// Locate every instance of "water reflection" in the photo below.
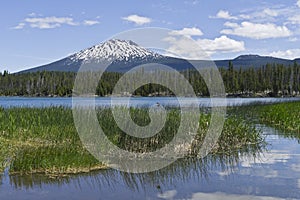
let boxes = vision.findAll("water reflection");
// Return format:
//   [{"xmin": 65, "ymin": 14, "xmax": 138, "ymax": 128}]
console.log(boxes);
[
  {"xmin": 187, "ymin": 192, "xmax": 287, "ymax": 200},
  {"xmin": 8, "ymin": 152, "xmax": 257, "ymax": 191},
  {"xmin": 1, "ymin": 125, "xmax": 300, "ymax": 199}
]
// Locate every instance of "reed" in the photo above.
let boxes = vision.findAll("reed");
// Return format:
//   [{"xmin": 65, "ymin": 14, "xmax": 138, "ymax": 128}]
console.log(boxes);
[
  {"xmin": 257, "ymin": 101, "xmax": 300, "ymax": 134},
  {"xmin": 229, "ymin": 101, "xmax": 300, "ymax": 134},
  {"xmin": 0, "ymin": 106, "xmax": 264, "ymax": 176}
]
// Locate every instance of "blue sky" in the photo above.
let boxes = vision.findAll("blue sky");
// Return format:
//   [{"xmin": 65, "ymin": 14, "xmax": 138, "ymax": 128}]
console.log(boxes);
[{"xmin": 1, "ymin": 0, "xmax": 300, "ymax": 72}]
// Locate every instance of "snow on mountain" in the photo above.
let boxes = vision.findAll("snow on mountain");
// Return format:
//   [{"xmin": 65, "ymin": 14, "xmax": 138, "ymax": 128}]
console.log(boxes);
[
  {"xmin": 19, "ymin": 39, "xmax": 300, "ymax": 74},
  {"xmin": 68, "ymin": 39, "xmax": 162, "ymax": 64}
]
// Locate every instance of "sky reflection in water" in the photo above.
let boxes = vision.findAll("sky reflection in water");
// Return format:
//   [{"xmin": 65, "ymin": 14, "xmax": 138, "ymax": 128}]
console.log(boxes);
[{"xmin": 0, "ymin": 125, "xmax": 299, "ymax": 199}]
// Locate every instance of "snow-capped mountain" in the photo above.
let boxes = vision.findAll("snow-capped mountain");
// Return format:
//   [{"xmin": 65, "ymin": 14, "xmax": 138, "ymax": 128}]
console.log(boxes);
[
  {"xmin": 69, "ymin": 39, "xmax": 162, "ymax": 64},
  {"xmin": 20, "ymin": 39, "xmax": 166, "ymax": 73},
  {"xmin": 18, "ymin": 39, "xmax": 300, "ymax": 74}
]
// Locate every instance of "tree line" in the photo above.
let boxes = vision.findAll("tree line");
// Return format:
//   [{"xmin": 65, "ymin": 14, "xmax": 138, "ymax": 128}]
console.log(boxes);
[{"xmin": 0, "ymin": 62, "xmax": 299, "ymax": 97}]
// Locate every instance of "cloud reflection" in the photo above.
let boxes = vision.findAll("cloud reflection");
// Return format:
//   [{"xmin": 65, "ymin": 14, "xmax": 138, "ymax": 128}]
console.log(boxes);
[{"xmin": 190, "ymin": 192, "xmax": 285, "ymax": 200}]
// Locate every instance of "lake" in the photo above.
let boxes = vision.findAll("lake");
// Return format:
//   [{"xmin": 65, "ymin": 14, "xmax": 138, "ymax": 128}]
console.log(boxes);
[
  {"xmin": 1, "ymin": 96, "xmax": 300, "ymax": 108},
  {"xmin": 0, "ymin": 97, "xmax": 300, "ymax": 199},
  {"xmin": 0, "ymin": 125, "xmax": 299, "ymax": 199}
]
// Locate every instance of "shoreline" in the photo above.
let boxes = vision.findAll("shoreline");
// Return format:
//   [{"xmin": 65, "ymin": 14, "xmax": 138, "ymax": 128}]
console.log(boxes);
[
  {"xmin": 9, "ymin": 164, "xmax": 108, "ymax": 178},
  {"xmin": 0, "ymin": 94, "xmax": 300, "ymax": 98}
]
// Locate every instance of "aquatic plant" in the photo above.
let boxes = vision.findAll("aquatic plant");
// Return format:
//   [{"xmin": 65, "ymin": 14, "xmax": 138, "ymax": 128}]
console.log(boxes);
[
  {"xmin": 229, "ymin": 101, "xmax": 300, "ymax": 135},
  {"xmin": 0, "ymin": 106, "xmax": 264, "ymax": 176}
]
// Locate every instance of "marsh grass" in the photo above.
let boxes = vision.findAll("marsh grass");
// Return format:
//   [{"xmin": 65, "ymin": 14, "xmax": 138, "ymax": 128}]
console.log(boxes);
[
  {"xmin": 0, "ymin": 106, "xmax": 264, "ymax": 176},
  {"xmin": 0, "ymin": 107, "xmax": 99, "ymax": 176},
  {"xmin": 10, "ymin": 146, "xmax": 103, "ymax": 176},
  {"xmin": 258, "ymin": 101, "xmax": 300, "ymax": 134},
  {"xmin": 229, "ymin": 101, "xmax": 300, "ymax": 136}
]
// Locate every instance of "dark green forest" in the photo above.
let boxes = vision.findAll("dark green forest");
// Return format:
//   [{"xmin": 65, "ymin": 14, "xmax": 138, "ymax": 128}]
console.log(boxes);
[{"xmin": 0, "ymin": 62, "xmax": 299, "ymax": 97}]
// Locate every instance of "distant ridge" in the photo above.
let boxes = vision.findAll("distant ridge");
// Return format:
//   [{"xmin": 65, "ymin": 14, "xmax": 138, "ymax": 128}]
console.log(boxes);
[
  {"xmin": 215, "ymin": 54, "xmax": 299, "ymax": 68},
  {"xmin": 18, "ymin": 40, "xmax": 300, "ymax": 73}
]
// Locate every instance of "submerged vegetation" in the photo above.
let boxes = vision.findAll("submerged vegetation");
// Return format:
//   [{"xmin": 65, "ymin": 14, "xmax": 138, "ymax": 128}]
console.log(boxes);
[{"xmin": 0, "ymin": 106, "xmax": 264, "ymax": 176}]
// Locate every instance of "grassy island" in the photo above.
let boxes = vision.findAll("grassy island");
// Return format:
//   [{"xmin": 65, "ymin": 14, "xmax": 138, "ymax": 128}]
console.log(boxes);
[{"xmin": 0, "ymin": 106, "xmax": 264, "ymax": 177}]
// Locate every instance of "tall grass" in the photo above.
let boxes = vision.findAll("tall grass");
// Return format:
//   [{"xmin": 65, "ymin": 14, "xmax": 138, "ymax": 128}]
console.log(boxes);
[
  {"xmin": 257, "ymin": 101, "xmax": 300, "ymax": 134},
  {"xmin": 0, "ymin": 106, "xmax": 264, "ymax": 176},
  {"xmin": 0, "ymin": 107, "xmax": 99, "ymax": 176},
  {"xmin": 229, "ymin": 101, "xmax": 300, "ymax": 135},
  {"xmin": 9, "ymin": 146, "xmax": 101, "ymax": 175}
]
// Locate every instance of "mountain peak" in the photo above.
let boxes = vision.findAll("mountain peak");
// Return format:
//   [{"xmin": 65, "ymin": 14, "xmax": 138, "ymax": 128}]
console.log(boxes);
[
  {"xmin": 68, "ymin": 39, "xmax": 162, "ymax": 64},
  {"xmin": 19, "ymin": 40, "xmax": 300, "ymax": 74}
]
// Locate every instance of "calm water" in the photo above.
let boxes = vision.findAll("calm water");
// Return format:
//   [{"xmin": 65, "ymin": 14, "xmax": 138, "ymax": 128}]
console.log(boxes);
[
  {"xmin": 0, "ymin": 97, "xmax": 300, "ymax": 199},
  {"xmin": 0, "ymin": 96, "xmax": 300, "ymax": 108},
  {"xmin": 0, "ymin": 125, "xmax": 299, "ymax": 199}
]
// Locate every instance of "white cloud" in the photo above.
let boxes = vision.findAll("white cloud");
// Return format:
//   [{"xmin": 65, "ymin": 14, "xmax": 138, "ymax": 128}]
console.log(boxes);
[
  {"xmin": 197, "ymin": 35, "xmax": 245, "ymax": 54},
  {"xmin": 83, "ymin": 20, "xmax": 100, "ymax": 26},
  {"xmin": 164, "ymin": 36, "xmax": 209, "ymax": 59},
  {"xmin": 297, "ymin": 0, "xmax": 300, "ymax": 7},
  {"xmin": 13, "ymin": 16, "xmax": 102, "ymax": 29},
  {"xmin": 122, "ymin": 14, "xmax": 151, "ymax": 25},
  {"xmin": 164, "ymin": 34, "xmax": 245, "ymax": 59},
  {"xmin": 12, "ymin": 23, "xmax": 25, "ymax": 29},
  {"xmin": 269, "ymin": 49, "xmax": 300, "ymax": 59},
  {"xmin": 28, "ymin": 12, "xmax": 36, "ymax": 17},
  {"xmin": 223, "ymin": 22, "xmax": 239, "ymax": 28},
  {"xmin": 170, "ymin": 27, "xmax": 203, "ymax": 36},
  {"xmin": 24, "ymin": 16, "xmax": 78, "ymax": 29},
  {"xmin": 212, "ymin": 8, "xmax": 279, "ymax": 22},
  {"xmin": 215, "ymin": 6, "xmax": 298, "ymax": 25},
  {"xmin": 288, "ymin": 14, "xmax": 300, "ymax": 24},
  {"xmin": 214, "ymin": 10, "xmax": 238, "ymax": 20},
  {"xmin": 263, "ymin": 8, "xmax": 278, "ymax": 17},
  {"xmin": 240, "ymin": 7, "xmax": 287, "ymax": 22},
  {"xmin": 221, "ymin": 21, "xmax": 292, "ymax": 39},
  {"xmin": 239, "ymin": 14, "xmax": 251, "ymax": 19}
]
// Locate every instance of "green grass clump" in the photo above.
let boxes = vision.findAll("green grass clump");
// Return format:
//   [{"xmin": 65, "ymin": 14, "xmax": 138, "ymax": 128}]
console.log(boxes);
[
  {"xmin": 228, "ymin": 101, "xmax": 300, "ymax": 140},
  {"xmin": 191, "ymin": 115, "xmax": 264, "ymax": 156},
  {"xmin": 258, "ymin": 101, "xmax": 300, "ymax": 134},
  {"xmin": 97, "ymin": 107, "xmax": 263, "ymax": 155},
  {"xmin": 10, "ymin": 146, "xmax": 101, "ymax": 175},
  {"xmin": 0, "ymin": 107, "xmax": 105, "ymax": 176},
  {"xmin": 216, "ymin": 117, "xmax": 264, "ymax": 154},
  {"xmin": 0, "ymin": 106, "xmax": 264, "ymax": 176}
]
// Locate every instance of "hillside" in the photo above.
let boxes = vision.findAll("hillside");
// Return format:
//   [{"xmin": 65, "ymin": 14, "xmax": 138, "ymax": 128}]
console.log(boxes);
[{"xmin": 18, "ymin": 39, "xmax": 300, "ymax": 73}]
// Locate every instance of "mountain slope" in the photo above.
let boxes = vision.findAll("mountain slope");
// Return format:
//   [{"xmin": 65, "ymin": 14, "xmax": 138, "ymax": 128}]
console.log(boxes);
[
  {"xmin": 20, "ymin": 39, "xmax": 164, "ymax": 73},
  {"xmin": 69, "ymin": 39, "xmax": 161, "ymax": 63},
  {"xmin": 19, "ymin": 40, "xmax": 300, "ymax": 73}
]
